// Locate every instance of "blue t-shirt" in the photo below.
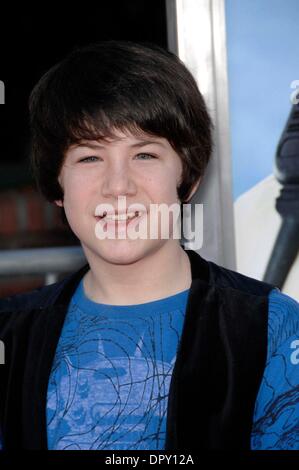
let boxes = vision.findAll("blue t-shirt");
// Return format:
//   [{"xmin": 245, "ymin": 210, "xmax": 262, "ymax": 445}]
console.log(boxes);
[
  {"xmin": 44, "ymin": 283, "xmax": 299, "ymax": 450},
  {"xmin": 46, "ymin": 282, "xmax": 189, "ymax": 450},
  {"xmin": 251, "ymin": 289, "xmax": 299, "ymax": 450}
]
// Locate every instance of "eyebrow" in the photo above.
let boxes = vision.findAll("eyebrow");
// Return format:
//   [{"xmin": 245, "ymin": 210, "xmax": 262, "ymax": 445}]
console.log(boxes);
[{"xmin": 72, "ymin": 139, "xmax": 166, "ymax": 150}]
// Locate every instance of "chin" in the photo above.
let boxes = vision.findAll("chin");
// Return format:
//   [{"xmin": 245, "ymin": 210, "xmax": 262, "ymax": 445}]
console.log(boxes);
[{"xmin": 93, "ymin": 238, "xmax": 158, "ymax": 265}]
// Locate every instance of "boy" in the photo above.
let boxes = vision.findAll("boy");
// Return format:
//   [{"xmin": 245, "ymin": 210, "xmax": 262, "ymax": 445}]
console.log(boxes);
[{"xmin": 0, "ymin": 40, "xmax": 298, "ymax": 451}]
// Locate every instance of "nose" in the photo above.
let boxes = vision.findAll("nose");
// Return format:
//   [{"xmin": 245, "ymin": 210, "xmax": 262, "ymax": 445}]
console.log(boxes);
[{"xmin": 101, "ymin": 161, "xmax": 137, "ymax": 199}]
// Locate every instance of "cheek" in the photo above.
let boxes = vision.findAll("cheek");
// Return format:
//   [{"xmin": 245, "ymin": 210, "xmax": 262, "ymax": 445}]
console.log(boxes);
[
  {"xmin": 147, "ymin": 168, "xmax": 181, "ymax": 201},
  {"xmin": 62, "ymin": 179, "xmax": 92, "ymax": 227},
  {"xmin": 63, "ymin": 172, "xmax": 91, "ymax": 202},
  {"xmin": 152, "ymin": 178, "xmax": 180, "ymax": 203}
]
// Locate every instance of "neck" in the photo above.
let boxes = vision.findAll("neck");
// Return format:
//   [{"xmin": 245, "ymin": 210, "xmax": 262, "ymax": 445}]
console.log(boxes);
[{"xmin": 83, "ymin": 242, "xmax": 191, "ymax": 305}]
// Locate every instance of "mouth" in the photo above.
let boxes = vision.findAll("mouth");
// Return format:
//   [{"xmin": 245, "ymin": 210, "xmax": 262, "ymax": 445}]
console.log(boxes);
[
  {"xmin": 94, "ymin": 211, "xmax": 147, "ymax": 236},
  {"xmin": 95, "ymin": 211, "xmax": 142, "ymax": 222}
]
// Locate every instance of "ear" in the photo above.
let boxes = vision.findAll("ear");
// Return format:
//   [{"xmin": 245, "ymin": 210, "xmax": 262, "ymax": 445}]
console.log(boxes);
[
  {"xmin": 184, "ymin": 178, "xmax": 201, "ymax": 202},
  {"xmin": 54, "ymin": 175, "xmax": 64, "ymax": 207},
  {"xmin": 54, "ymin": 200, "xmax": 64, "ymax": 207}
]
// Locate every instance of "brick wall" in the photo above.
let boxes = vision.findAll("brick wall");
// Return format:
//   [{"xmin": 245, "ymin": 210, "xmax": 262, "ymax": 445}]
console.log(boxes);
[{"xmin": 0, "ymin": 186, "xmax": 79, "ymax": 297}]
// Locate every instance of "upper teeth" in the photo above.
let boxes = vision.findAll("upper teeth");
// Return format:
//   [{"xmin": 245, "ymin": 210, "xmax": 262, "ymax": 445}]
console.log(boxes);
[{"xmin": 102, "ymin": 211, "xmax": 139, "ymax": 221}]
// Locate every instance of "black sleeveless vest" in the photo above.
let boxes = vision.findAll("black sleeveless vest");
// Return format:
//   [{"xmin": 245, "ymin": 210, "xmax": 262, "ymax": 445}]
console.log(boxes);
[{"xmin": 0, "ymin": 248, "xmax": 274, "ymax": 450}]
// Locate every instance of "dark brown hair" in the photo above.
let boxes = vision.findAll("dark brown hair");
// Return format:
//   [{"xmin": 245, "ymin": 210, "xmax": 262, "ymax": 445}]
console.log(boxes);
[{"xmin": 29, "ymin": 40, "xmax": 213, "ymax": 204}]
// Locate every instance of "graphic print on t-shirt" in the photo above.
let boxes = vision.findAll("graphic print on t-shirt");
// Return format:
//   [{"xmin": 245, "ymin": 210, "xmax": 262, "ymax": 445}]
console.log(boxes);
[{"xmin": 47, "ymin": 281, "xmax": 189, "ymax": 450}]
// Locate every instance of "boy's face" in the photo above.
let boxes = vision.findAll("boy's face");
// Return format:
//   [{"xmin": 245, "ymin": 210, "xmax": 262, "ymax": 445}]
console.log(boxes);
[{"xmin": 56, "ymin": 129, "xmax": 194, "ymax": 265}]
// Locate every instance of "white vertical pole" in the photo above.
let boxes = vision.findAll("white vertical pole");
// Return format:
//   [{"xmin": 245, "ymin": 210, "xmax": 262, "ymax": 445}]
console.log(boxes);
[
  {"xmin": 0, "ymin": 80, "xmax": 4, "ymax": 104},
  {"xmin": 166, "ymin": 0, "xmax": 236, "ymax": 269}
]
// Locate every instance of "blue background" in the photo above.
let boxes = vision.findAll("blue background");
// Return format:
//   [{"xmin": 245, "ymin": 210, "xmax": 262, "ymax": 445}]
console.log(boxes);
[{"xmin": 225, "ymin": 0, "xmax": 299, "ymax": 199}]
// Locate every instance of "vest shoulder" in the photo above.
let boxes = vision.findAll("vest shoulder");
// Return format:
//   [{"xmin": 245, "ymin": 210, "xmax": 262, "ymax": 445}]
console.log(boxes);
[
  {"xmin": 0, "ymin": 263, "xmax": 89, "ymax": 313},
  {"xmin": 207, "ymin": 259, "xmax": 275, "ymax": 296},
  {"xmin": 0, "ymin": 278, "xmax": 67, "ymax": 313}
]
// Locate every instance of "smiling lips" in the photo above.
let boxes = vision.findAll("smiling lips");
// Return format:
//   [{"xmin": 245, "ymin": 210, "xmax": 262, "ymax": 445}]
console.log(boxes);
[
  {"xmin": 94, "ymin": 210, "xmax": 145, "ymax": 233},
  {"xmin": 97, "ymin": 211, "xmax": 140, "ymax": 221}
]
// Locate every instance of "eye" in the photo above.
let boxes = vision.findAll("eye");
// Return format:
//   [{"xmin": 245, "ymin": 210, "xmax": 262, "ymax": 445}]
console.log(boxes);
[
  {"xmin": 79, "ymin": 156, "xmax": 99, "ymax": 163},
  {"xmin": 135, "ymin": 153, "xmax": 157, "ymax": 160}
]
